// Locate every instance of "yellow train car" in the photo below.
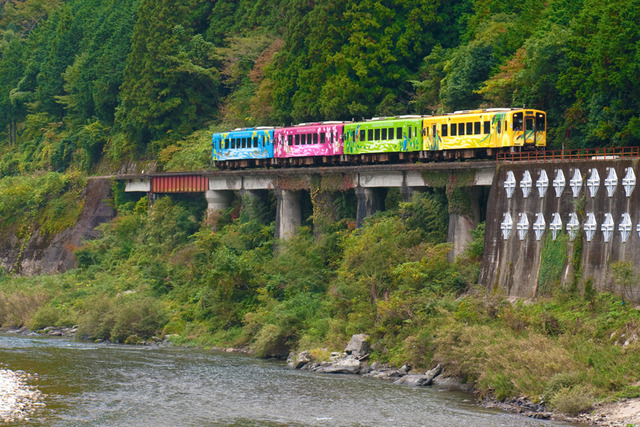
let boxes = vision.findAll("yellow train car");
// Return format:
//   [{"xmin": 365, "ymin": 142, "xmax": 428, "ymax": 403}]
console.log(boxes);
[{"xmin": 422, "ymin": 108, "xmax": 546, "ymax": 152}]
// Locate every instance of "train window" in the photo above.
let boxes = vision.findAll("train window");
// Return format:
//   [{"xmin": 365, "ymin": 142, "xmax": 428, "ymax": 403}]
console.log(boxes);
[
  {"xmin": 484, "ymin": 121, "xmax": 490, "ymax": 134},
  {"xmin": 388, "ymin": 128, "xmax": 393, "ymax": 139},
  {"xmin": 375, "ymin": 129, "xmax": 380, "ymax": 140},
  {"xmin": 253, "ymin": 137, "xmax": 258, "ymax": 147},
  {"xmin": 295, "ymin": 134, "xmax": 300, "ymax": 145},
  {"xmin": 458, "ymin": 123, "xmax": 465, "ymax": 136},
  {"xmin": 466, "ymin": 123, "xmax": 473, "ymax": 135},
  {"xmin": 360, "ymin": 129, "xmax": 365, "ymax": 141},
  {"xmin": 432, "ymin": 125, "xmax": 436, "ymax": 137},
  {"xmin": 442, "ymin": 124, "xmax": 448, "ymax": 137},
  {"xmin": 536, "ymin": 114, "xmax": 545, "ymax": 131},
  {"xmin": 450, "ymin": 124, "xmax": 457, "ymax": 136},
  {"xmin": 415, "ymin": 127, "xmax": 417, "ymax": 138},
  {"xmin": 474, "ymin": 122, "xmax": 481, "ymax": 135},
  {"xmin": 513, "ymin": 112, "xmax": 523, "ymax": 131},
  {"xmin": 526, "ymin": 118, "xmax": 534, "ymax": 131},
  {"xmin": 321, "ymin": 133, "xmax": 326, "ymax": 144},
  {"xmin": 423, "ymin": 127, "xmax": 427, "ymax": 136},
  {"xmin": 366, "ymin": 129, "xmax": 372, "ymax": 140},
  {"xmin": 497, "ymin": 120, "xmax": 502, "ymax": 134},
  {"xmin": 381, "ymin": 128, "xmax": 387, "ymax": 140},
  {"xmin": 409, "ymin": 127, "xmax": 412, "ymax": 138},
  {"xmin": 288, "ymin": 135, "xmax": 293, "ymax": 146},
  {"xmin": 396, "ymin": 127, "xmax": 402, "ymax": 139},
  {"xmin": 224, "ymin": 139, "xmax": 229, "ymax": 149},
  {"xmin": 313, "ymin": 133, "xmax": 318, "ymax": 144}
]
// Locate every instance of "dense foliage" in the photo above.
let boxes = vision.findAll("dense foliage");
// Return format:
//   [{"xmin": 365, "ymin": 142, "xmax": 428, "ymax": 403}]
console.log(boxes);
[
  {"xmin": 2, "ymin": 0, "xmax": 640, "ymax": 415},
  {"xmin": 2, "ymin": 189, "xmax": 640, "ymax": 412},
  {"xmin": 1, "ymin": 0, "xmax": 640, "ymax": 173}
]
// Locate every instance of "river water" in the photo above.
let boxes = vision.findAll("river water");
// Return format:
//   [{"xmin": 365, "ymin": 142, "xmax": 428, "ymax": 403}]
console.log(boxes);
[{"xmin": 0, "ymin": 334, "xmax": 580, "ymax": 426}]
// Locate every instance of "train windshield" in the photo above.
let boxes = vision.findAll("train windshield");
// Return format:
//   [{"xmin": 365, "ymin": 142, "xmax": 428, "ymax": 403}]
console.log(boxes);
[
  {"xmin": 536, "ymin": 113, "xmax": 546, "ymax": 131},
  {"xmin": 513, "ymin": 112, "xmax": 523, "ymax": 131}
]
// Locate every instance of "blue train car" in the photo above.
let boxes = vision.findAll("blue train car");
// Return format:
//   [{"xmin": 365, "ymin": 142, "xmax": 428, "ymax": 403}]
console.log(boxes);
[{"xmin": 212, "ymin": 127, "xmax": 275, "ymax": 161}]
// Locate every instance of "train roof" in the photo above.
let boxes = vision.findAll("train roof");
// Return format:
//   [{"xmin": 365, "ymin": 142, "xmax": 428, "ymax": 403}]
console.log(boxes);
[{"xmin": 448, "ymin": 108, "xmax": 545, "ymax": 115}]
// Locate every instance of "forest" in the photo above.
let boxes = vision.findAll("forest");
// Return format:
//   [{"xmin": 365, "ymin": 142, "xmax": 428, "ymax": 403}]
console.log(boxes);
[
  {"xmin": 2, "ymin": 0, "xmax": 640, "ymax": 416},
  {"xmin": 0, "ymin": 0, "xmax": 639, "ymax": 174}
]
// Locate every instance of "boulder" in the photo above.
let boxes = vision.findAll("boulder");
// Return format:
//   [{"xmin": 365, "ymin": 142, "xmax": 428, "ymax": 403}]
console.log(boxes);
[
  {"xmin": 294, "ymin": 351, "xmax": 312, "ymax": 369},
  {"xmin": 393, "ymin": 364, "xmax": 441, "ymax": 386},
  {"xmin": 315, "ymin": 355, "xmax": 362, "ymax": 374},
  {"xmin": 359, "ymin": 362, "xmax": 371, "ymax": 375},
  {"xmin": 344, "ymin": 334, "xmax": 370, "ymax": 358},
  {"xmin": 286, "ymin": 352, "xmax": 296, "ymax": 369}
]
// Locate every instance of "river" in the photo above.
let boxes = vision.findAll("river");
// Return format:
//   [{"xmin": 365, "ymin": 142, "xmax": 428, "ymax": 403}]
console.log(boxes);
[{"xmin": 0, "ymin": 334, "xmax": 580, "ymax": 426}]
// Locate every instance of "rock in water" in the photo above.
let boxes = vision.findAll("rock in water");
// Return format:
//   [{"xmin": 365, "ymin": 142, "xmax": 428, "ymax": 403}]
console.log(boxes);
[
  {"xmin": 344, "ymin": 334, "xmax": 369, "ymax": 358},
  {"xmin": 393, "ymin": 364, "xmax": 442, "ymax": 386},
  {"xmin": 315, "ymin": 355, "xmax": 362, "ymax": 374},
  {"xmin": 294, "ymin": 351, "xmax": 312, "ymax": 369},
  {"xmin": 286, "ymin": 352, "xmax": 296, "ymax": 369}
]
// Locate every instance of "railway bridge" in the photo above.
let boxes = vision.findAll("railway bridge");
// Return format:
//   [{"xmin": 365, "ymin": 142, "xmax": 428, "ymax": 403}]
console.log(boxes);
[
  {"xmin": 119, "ymin": 161, "xmax": 495, "ymax": 261},
  {"xmin": 115, "ymin": 147, "xmax": 640, "ymax": 302}
]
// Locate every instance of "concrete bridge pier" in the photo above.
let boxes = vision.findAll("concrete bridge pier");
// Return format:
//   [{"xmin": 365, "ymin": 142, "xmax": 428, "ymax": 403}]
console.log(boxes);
[
  {"xmin": 447, "ymin": 186, "xmax": 482, "ymax": 262},
  {"xmin": 275, "ymin": 189, "xmax": 302, "ymax": 240},
  {"xmin": 356, "ymin": 187, "xmax": 386, "ymax": 228},
  {"xmin": 205, "ymin": 190, "xmax": 233, "ymax": 229}
]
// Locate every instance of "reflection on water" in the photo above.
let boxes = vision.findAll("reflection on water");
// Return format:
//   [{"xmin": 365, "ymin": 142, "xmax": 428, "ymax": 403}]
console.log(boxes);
[{"xmin": 0, "ymin": 334, "xmax": 578, "ymax": 427}]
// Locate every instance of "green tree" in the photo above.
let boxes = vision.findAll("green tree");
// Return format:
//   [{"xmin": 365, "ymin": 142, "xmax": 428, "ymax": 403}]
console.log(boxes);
[{"xmin": 116, "ymin": 0, "xmax": 219, "ymax": 154}]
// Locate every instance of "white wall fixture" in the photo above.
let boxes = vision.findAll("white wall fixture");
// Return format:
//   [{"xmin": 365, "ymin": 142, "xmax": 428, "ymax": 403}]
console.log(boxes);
[
  {"xmin": 521, "ymin": 170, "xmax": 532, "ymax": 198},
  {"xmin": 501, "ymin": 213, "xmax": 513, "ymax": 240},
  {"xmin": 587, "ymin": 169, "xmax": 600, "ymax": 197},
  {"xmin": 550, "ymin": 213, "xmax": 562, "ymax": 241},
  {"xmin": 623, "ymin": 167, "xmax": 636, "ymax": 197},
  {"xmin": 533, "ymin": 213, "xmax": 546, "ymax": 241},
  {"xmin": 601, "ymin": 213, "xmax": 614, "ymax": 242},
  {"xmin": 584, "ymin": 213, "xmax": 597, "ymax": 242},
  {"xmin": 505, "ymin": 171, "xmax": 516, "ymax": 199},
  {"xmin": 570, "ymin": 169, "xmax": 583, "ymax": 198},
  {"xmin": 619, "ymin": 213, "xmax": 632, "ymax": 243},
  {"xmin": 517, "ymin": 213, "xmax": 529, "ymax": 241},
  {"xmin": 567, "ymin": 213, "xmax": 580, "ymax": 241},
  {"xmin": 553, "ymin": 169, "xmax": 566, "ymax": 198},
  {"xmin": 537, "ymin": 170, "xmax": 549, "ymax": 198},
  {"xmin": 604, "ymin": 168, "xmax": 618, "ymax": 197}
]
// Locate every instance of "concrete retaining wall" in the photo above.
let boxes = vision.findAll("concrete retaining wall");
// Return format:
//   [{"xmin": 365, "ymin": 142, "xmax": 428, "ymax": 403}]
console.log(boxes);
[{"xmin": 480, "ymin": 159, "xmax": 640, "ymax": 301}]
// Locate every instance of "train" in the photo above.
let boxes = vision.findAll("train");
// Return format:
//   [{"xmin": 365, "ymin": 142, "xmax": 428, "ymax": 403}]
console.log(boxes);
[{"xmin": 211, "ymin": 108, "xmax": 547, "ymax": 168}]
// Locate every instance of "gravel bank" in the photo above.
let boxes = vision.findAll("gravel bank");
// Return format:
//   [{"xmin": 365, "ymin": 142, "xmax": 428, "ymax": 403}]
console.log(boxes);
[{"xmin": 0, "ymin": 368, "xmax": 44, "ymax": 423}]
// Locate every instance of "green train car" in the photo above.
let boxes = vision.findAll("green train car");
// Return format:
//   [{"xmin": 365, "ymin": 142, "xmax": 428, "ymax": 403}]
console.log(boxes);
[{"xmin": 343, "ymin": 116, "xmax": 423, "ymax": 154}]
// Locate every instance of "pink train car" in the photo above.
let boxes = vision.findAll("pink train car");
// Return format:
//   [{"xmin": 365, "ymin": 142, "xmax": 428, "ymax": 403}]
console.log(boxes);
[{"xmin": 274, "ymin": 122, "xmax": 345, "ymax": 158}]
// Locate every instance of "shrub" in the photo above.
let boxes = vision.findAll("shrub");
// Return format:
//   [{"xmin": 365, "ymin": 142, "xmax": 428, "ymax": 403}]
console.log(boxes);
[
  {"xmin": 110, "ymin": 296, "xmax": 168, "ymax": 343},
  {"xmin": 29, "ymin": 305, "xmax": 62, "ymax": 330},
  {"xmin": 543, "ymin": 371, "xmax": 582, "ymax": 402},
  {"xmin": 77, "ymin": 295, "xmax": 116, "ymax": 340},
  {"xmin": 548, "ymin": 385, "xmax": 593, "ymax": 415},
  {"xmin": 251, "ymin": 324, "xmax": 286, "ymax": 357},
  {"xmin": 0, "ymin": 290, "xmax": 49, "ymax": 328}
]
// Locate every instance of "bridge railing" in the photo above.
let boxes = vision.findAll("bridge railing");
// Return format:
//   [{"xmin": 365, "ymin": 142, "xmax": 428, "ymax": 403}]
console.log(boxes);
[{"xmin": 497, "ymin": 146, "xmax": 640, "ymax": 163}]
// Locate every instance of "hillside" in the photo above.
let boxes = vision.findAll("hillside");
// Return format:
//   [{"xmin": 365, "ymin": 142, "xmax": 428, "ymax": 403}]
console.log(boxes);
[{"xmin": 0, "ymin": 0, "xmax": 639, "ymax": 174}]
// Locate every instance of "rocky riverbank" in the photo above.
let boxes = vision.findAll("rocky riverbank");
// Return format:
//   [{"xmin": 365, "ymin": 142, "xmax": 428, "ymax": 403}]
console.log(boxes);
[
  {"xmin": 287, "ymin": 334, "xmax": 640, "ymax": 427},
  {"xmin": 0, "ymin": 368, "xmax": 44, "ymax": 423}
]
